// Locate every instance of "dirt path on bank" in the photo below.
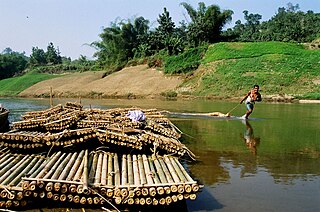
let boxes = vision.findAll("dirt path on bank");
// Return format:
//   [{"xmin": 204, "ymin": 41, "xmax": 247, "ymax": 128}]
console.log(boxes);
[{"xmin": 19, "ymin": 65, "xmax": 183, "ymax": 98}]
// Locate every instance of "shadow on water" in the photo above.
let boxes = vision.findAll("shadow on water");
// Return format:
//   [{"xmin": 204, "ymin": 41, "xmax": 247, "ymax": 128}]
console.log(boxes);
[{"xmin": 187, "ymin": 186, "xmax": 224, "ymax": 211}]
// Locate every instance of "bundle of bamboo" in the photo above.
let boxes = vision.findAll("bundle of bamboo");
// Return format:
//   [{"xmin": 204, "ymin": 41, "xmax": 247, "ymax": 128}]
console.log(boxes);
[
  {"xmin": 2, "ymin": 102, "xmax": 188, "ymax": 157},
  {"xmin": 0, "ymin": 128, "xmax": 96, "ymax": 149},
  {"xmin": 0, "ymin": 151, "xmax": 46, "ymax": 208},
  {"xmin": 0, "ymin": 102, "xmax": 201, "ymax": 209},
  {"xmin": 17, "ymin": 150, "xmax": 201, "ymax": 207}
]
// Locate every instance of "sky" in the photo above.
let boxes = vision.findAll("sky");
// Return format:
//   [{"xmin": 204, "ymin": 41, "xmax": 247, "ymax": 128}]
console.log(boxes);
[{"xmin": 1, "ymin": 0, "xmax": 319, "ymax": 59}]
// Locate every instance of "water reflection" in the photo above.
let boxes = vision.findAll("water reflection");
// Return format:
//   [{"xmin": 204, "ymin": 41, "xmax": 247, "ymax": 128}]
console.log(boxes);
[{"xmin": 241, "ymin": 120, "xmax": 260, "ymax": 155}]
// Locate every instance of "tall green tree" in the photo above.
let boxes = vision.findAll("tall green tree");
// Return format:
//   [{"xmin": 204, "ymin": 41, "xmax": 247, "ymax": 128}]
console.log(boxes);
[
  {"xmin": 93, "ymin": 16, "xmax": 150, "ymax": 68},
  {"xmin": 181, "ymin": 2, "xmax": 233, "ymax": 46},
  {"xmin": 29, "ymin": 47, "xmax": 46, "ymax": 66},
  {"xmin": 0, "ymin": 50, "xmax": 28, "ymax": 79},
  {"xmin": 46, "ymin": 42, "xmax": 62, "ymax": 65},
  {"xmin": 151, "ymin": 7, "xmax": 183, "ymax": 55},
  {"xmin": 231, "ymin": 10, "xmax": 262, "ymax": 41}
]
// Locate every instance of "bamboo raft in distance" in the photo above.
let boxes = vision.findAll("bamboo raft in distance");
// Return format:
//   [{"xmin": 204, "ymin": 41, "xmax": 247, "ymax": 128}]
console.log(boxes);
[{"xmin": 1, "ymin": 103, "xmax": 192, "ymax": 157}]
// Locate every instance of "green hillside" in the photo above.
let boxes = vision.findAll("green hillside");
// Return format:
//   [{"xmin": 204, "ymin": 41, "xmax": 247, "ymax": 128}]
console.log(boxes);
[
  {"xmin": 0, "ymin": 71, "xmax": 60, "ymax": 96},
  {"xmin": 183, "ymin": 42, "xmax": 320, "ymax": 99}
]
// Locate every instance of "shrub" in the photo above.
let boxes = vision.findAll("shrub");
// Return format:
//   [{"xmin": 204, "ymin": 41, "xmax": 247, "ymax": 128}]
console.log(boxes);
[
  {"xmin": 160, "ymin": 90, "xmax": 178, "ymax": 98},
  {"xmin": 164, "ymin": 45, "xmax": 208, "ymax": 74}
]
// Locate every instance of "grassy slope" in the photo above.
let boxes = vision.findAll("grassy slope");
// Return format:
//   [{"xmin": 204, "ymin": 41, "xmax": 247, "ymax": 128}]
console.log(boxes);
[
  {"xmin": 0, "ymin": 72, "xmax": 61, "ymax": 96},
  {"xmin": 186, "ymin": 42, "xmax": 320, "ymax": 99}
]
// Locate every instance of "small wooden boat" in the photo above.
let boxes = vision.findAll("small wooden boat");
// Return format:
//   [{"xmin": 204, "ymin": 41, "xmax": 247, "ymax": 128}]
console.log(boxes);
[{"xmin": 0, "ymin": 106, "xmax": 9, "ymax": 132}]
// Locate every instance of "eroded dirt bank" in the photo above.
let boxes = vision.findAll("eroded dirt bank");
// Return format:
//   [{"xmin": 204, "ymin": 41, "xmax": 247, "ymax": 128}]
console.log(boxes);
[{"xmin": 19, "ymin": 65, "xmax": 183, "ymax": 98}]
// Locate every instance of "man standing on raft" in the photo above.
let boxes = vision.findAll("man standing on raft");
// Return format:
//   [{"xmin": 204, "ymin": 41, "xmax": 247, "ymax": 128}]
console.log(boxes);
[{"xmin": 240, "ymin": 85, "xmax": 262, "ymax": 119}]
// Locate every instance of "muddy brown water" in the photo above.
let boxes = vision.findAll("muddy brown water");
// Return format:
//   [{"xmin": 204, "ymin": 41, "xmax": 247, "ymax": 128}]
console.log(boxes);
[{"xmin": 2, "ymin": 98, "xmax": 319, "ymax": 212}]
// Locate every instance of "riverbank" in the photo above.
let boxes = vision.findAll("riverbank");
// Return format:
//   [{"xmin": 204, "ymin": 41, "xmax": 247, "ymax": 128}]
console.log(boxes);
[
  {"xmin": 2, "ymin": 42, "xmax": 320, "ymax": 101},
  {"xmin": 16, "ymin": 65, "xmax": 300, "ymax": 102}
]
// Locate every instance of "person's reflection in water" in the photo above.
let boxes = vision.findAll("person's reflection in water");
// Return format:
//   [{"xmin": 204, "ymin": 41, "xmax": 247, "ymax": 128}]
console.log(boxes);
[{"xmin": 242, "ymin": 120, "xmax": 260, "ymax": 155}]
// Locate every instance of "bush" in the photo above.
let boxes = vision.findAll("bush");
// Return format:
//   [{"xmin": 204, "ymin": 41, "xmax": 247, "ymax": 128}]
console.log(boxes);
[
  {"xmin": 160, "ymin": 90, "xmax": 178, "ymax": 98},
  {"xmin": 296, "ymin": 92, "xmax": 320, "ymax": 100},
  {"xmin": 164, "ymin": 45, "xmax": 208, "ymax": 74}
]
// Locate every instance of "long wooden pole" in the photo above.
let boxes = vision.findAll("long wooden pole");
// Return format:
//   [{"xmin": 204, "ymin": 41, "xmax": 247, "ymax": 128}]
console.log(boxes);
[
  {"xmin": 101, "ymin": 152, "xmax": 108, "ymax": 185},
  {"xmin": 82, "ymin": 149, "xmax": 89, "ymax": 193}
]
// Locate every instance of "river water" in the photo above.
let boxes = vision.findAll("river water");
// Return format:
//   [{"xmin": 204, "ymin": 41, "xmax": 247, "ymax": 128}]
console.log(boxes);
[{"xmin": 1, "ymin": 98, "xmax": 319, "ymax": 212}]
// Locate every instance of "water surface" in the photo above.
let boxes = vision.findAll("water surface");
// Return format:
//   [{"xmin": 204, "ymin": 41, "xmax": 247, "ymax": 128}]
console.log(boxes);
[{"xmin": 1, "ymin": 98, "xmax": 319, "ymax": 212}]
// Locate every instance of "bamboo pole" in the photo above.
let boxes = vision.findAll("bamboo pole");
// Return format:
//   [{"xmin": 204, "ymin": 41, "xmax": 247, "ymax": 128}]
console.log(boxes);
[
  {"xmin": 0, "ymin": 155, "xmax": 23, "ymax": 176},
  {"xmin": 51, "ymin": 153, "xmax": 72, "ymax": 179},
  {"xmin": 152, "ymin": 156, "xmax": 167, "ymax": 184},
  {"xmin": 94, "ymin": 152, "xmax": 103, "ymax": 185},
  {"xmin": 72, "ymin": 156, "xmax": 84, "ymax": 182},
  {"xmin": 0, "ymin": 154, "xmax": 12, "ymax": 167},
  {"xmin": 171, "ymin": 194, "xmax": 178, "ymax": 202},
  {"xmin": 58, "ymin": 152, "xmax": 78, "ymax": 181},
  {"xmin": 8, "ymin": 156, "xmax": 39, "ymax": 186},
  {"xmin": 50, "ymin": 153, "xmax": 73, "ymax": 191},
  {"xmin": 43, "ymin": 153, "xmax": 67, "ymax": 180},
  {"xmin": 189, "ymin": 193, "xmax": 197, "ymax": 200},
  {"xmin": 107, "ymin": 153, "xmax": 113, "ymax": 186},
  {"xmin": 82, "ymin": 149, "xmax": 89, "ymax": 193},
  {"xmin": 137, "ymin": 155, "xmax": 147, "ymax": 185},
  {"xmin": 164, "ymin": 155, "xmax": 180, "ymax": 183},
  {"xmin": 142, "ymin": 155, "xmax": 153, "ymax": 185},
  {"xmin": 173, "ymin": 157, "xmax": 194, "ymax": 182},
  {"xmin": 114, "ymin": 153, "xmax": 120, "ymax": 187},
  {"xmin": 121, "ymin": 154, "xmax": 127, "ymax": 185},
  {"xmin": 34, "ymin": 152, "xmax": 62, "ymax": 179},
  {"xmin": 101, "ymin": 153, "xmax": 108, "ymax": 185},
  {"xmin": 147, "ymin": 156, "xmax": 160, "ymax": 184},
  {"xmin": 158, "ymin": 157, "xmax": 174, "ymax": 184},
  {"xmin": 66, "ymin": 150, "xmax": 85, "ymax": 181},
  {"xmin": 169, "ymin": 157, "xmax": 187, "ymax": 182},
  {"xmin": 132, "ymin": 155, "xmax": 140, "ymax": 186},
  {"xmin": 0, "ymin": 155, "xmax": 30, "ymax": 184},
  {"xmin": 127, "ymin": 154, "xmax": 134, "ymax": 185}
]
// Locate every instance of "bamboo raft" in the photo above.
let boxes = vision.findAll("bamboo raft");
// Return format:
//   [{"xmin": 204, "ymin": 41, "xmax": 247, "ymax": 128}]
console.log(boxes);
[
  {"xmin": 0, "ymin": 102, "xmax": 201, "ymax": 209},
  {"xmin": 0, "ymin": 103, "xmax": 189, "ymax": 156},
  {"xmin": 0, "ymin": 149, "xmax": 201, "ymax": 208}
]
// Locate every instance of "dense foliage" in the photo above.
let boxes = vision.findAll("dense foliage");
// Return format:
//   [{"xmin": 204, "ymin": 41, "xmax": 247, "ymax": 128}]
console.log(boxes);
[
  {"xmin": 0, "ymin": 48, "xmax": 28, "ymax": 80},
  {"xmin": 225, "ymin": 3, "xmax": 320, "ymax": 42},
  {"xmin": 29, "ymin": 42, "xmax": 62, "ymax": 67}
]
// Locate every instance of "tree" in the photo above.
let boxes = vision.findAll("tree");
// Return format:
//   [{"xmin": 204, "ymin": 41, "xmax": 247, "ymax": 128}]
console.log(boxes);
[
  {"xmin": 93, "ymin": 16, "xmax": 150, "ymax": 67},
  {"xmin": 2, "ymin": 47, "xmax": 13, "ymax": 54},
  {"xmin": 231, "ymin": 10, "xmax": 262, "ymax": 41},
  {"xmin": 181, "ymin": 2, "xmax": 233, "ymax": 46},
  {"xmin": 0, "ymin": 50, "xmax": 28, "ymax": 79},
  {"xmin": 152, "ymin": 7, "xmax": 184, "ymax": 55},
  {"xmin": 46, "ymin": 42, "xmax": 62, "ymax": 65},
  {"xmin": 29, "ymin": 47, "xmax": 46, "ymax": 66}
]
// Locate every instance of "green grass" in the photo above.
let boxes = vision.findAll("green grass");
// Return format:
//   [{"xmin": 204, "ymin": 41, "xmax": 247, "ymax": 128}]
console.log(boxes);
[
  {"xmin": 164, "ymin": 45, "xmax": 208, "ymax": 74},
  {"xmin": 192, "ymin": 42, "xmax": 320, "ymax": 98},
  {"xmin": 0, "ymin": 72, "xmax": 61, "ymax": 96},
  {"xmin": 202, "ymin": 42, "xmax": 306, "ymax": 62}
]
